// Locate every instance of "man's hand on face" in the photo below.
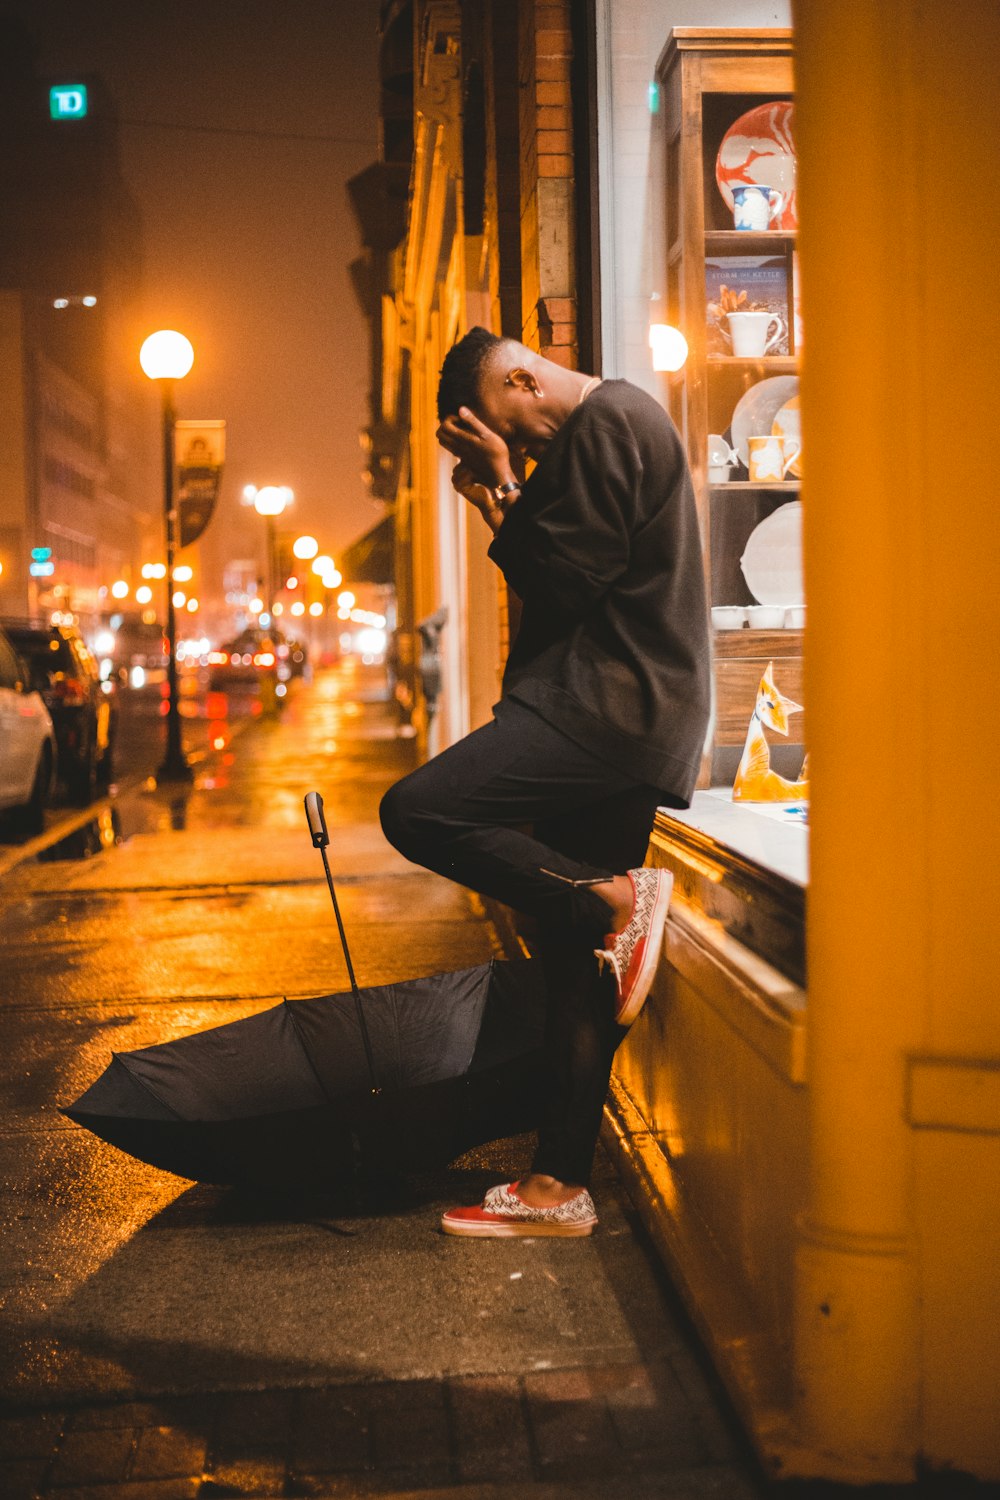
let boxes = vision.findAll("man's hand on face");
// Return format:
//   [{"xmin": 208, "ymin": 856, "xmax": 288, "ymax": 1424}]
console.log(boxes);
[
  {"xmin": 448, "ymin": 462, "xmax": 508, "ymax": 535},
  {"xmin": 436, "ymin": 407, "xmax": 516, "ymax": 491}
]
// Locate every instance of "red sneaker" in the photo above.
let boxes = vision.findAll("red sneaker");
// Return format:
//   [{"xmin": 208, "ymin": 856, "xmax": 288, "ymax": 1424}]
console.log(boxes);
[
  {"xmin": 595, "ymin": 867, "xmax": 673, "ymax": 1027},
  {"xmin": 441, "ymin": 1182, "xmax": 598, "ymax": 1238}
]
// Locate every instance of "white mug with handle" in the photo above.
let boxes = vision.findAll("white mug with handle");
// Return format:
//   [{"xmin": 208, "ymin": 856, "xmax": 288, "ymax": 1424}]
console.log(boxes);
[{"xmin": 725, "ymin": 310, "xmax": 785, "ymax": 357}]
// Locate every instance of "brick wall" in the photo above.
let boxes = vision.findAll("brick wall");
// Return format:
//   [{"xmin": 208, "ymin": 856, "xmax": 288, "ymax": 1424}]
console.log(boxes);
[{"xmin": 518, "ymin": 0, "xmax": 578, "ymax": 369}]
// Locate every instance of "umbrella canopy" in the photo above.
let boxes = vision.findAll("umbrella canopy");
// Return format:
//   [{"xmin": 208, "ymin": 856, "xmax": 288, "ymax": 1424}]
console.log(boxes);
[{"xmin": 63, "ymin": 959, "xmax": 548, "ymax": 1189}]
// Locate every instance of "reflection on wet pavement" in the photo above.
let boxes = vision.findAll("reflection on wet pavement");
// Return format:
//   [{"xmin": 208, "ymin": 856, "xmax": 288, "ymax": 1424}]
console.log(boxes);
[{"xmin": 36, "ymin": 807, "xmax": 124, "ymax": 864}]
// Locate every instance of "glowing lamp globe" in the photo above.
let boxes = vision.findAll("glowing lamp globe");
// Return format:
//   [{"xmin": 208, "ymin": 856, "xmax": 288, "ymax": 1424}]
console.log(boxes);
[
  {"xmin": 254, "ymin": 485, "xmax": 292, "ymax": 517},
  {"xmin": 139, "ymin": 330, "xmax": 194, "ymax": 381},
  {"xmin": 293, "ymin": 535, "xmax": 319, "ymax": 561},
  {"xmin": 649, "ymin": 323, "xmax": 688, "ymax": 373}
]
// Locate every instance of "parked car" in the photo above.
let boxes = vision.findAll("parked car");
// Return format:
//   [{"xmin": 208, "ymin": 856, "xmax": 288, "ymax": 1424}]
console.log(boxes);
[
  {"xmin": 1, "ymin": 619, "xmax": 119, "ymax": 804},
  {"xmin": 0, "ymin": 624, "xmax": 56, "ymax": 833},
  {"xmin": 99, "ymin": 618, "xmax": 169, "ymax": 686},
  {"xmin": 207, "ymin": 628, "xmax": 306, "ymax": 690}
]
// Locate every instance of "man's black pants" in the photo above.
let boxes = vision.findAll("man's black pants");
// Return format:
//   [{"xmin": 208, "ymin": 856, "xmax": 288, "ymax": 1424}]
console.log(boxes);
[{"xmin": 378, "ymin": 699, "xmax": 664, "ymax": 1186}]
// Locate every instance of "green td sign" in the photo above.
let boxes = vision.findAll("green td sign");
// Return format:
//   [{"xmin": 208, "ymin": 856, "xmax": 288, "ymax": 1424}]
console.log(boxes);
[{"xmin": 49, "ymin": 85, "xmax": 88, "ymax": 120}]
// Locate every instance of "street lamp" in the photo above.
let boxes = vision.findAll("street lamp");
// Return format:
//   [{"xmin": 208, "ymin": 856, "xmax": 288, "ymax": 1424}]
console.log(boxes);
[
  {"xmin": 140, "ymin": 329, "xmax": 195, "ymax": 781},
  {"xmin": 250, "ymin": 485, "xmax": 293, "ymax": 617}
]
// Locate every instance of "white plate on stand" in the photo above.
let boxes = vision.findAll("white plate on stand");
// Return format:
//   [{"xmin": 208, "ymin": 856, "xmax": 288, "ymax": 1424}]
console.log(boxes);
[
  {"xmin": 740, "ymin": 501, "xmax": 803, "ymax": 606},
  {"xmin": 730, "ymin": 376, "xmax": 799, "ymax": 467}
]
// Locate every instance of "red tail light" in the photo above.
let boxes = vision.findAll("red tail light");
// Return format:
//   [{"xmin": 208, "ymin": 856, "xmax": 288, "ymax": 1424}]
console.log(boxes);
[{"xmin": 50, "ymin": 677, "xmax": 88, "ymax": 706}]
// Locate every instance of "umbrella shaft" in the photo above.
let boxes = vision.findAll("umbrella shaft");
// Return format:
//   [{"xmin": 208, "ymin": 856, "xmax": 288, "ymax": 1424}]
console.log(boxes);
[{"xmin": 320, "ymin": 845, "xmax": 380, "ymax": 1094}]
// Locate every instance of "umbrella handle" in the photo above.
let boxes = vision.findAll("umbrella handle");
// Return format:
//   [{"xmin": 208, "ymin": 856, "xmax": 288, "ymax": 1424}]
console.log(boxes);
[
  {"xmin": 305, "ymin": 791, "xmax": 329, "ymax": 848},
  {"xmin": 304, "ymin": 793, "xmax": 381, "ymax": 1095}
]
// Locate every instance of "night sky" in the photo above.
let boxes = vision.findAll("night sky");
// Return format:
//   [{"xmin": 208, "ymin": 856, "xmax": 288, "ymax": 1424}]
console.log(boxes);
[{"xmin": 2, "ymin": 0, "xmax": 384, "ymax": 560}]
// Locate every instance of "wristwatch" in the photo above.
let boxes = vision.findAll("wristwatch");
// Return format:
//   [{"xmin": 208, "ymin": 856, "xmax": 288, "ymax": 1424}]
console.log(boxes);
[{"xmin": 492, "ymin": 480, "xmax": 521, "ymax": 502}]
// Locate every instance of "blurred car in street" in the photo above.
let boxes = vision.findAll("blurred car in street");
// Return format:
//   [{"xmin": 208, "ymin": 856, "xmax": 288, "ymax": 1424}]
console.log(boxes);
[
  {"xmin": 0, "ymin": 624, "xmax": 56, "ymax": 833},
  {"xmin": 94, "ymin": 618, "xmax": 169, "ymax": 688},
  {"xmin": 207, "ymin": 628, "xmax": 306, "ymax": 693},
  {"xmin": 2, "ymin": 619, "xmax": 119, "ymax": 804}
]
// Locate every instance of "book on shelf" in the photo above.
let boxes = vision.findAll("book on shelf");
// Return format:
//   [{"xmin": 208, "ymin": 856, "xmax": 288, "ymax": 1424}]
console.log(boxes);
[{"xmin": 706, "ymin": 256, "xmax": 790, "ymax": 357}]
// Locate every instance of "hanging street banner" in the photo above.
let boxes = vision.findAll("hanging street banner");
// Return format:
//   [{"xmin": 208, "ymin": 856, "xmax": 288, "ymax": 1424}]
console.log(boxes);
[{"xmin": 174, "ymin": 420, "xmax": 226, "ymax": 548}]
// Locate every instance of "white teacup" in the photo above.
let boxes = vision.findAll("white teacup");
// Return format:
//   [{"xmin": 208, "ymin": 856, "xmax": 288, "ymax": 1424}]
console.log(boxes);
[
  {"xmin": 732, "ymin": 182, "xmax": 785, "ymax": 231},
  {"xmin": 726, "ymin": 310, "xmax": 785, "ymax": 358},
  {"xmin": 711, "ymin": 605, "xmax": 745, "ymax": 630},
  {"xmin": 707, "ymin": 433, "xmax": 738, "ymax": 483},
  {"xmin": 746, "ymin": 604, "xmax": 786, "ymax": 630},
  {"xmin": 748, "ymin": 434, "xmax": 800, "ymax": 481}
]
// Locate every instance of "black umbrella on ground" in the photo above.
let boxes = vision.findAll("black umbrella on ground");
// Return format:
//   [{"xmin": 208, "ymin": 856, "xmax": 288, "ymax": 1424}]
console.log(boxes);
[{"xmin": 63, "ymin": 795, "xmax": 548, "ymax": 1190}]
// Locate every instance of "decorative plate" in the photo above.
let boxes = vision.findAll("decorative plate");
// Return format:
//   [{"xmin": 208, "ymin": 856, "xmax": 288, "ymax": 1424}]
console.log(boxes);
[
  {"xmin": 730, "ymin": 375, "xmax": 799, "ymax": 467},
  {"xmin": 716, "ymin": 101, "xmax": 797, "ymax": 231},
  {"xmin": 771, "ymin": 394, "xmax": 802, "ymax": 478},
  {"xmin": 740, "ymin": 501, "xmax": 803, "ymax": 606}
]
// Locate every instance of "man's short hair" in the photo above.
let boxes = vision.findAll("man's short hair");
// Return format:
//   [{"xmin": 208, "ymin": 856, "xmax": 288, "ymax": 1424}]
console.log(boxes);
[{"xmin": 437, "ymin": 326, "xmax": 508, "ymax": 420}]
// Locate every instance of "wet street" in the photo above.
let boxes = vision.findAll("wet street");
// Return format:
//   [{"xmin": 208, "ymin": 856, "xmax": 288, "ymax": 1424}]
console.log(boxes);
[{"xmin": 0, "ymin": 663, "xmax": 761, "ymax": 1498}]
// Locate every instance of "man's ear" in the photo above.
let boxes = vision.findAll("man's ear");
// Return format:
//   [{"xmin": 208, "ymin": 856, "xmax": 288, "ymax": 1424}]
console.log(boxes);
[{"xmin": 506, "ymin": 366, "xmax": 542, "ymax": 398}]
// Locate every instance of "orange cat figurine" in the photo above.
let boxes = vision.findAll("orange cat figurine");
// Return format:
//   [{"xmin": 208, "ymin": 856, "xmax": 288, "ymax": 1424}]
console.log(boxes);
[{"xmin": 733, "ymin": 660, "xmax": 809, "ymax": 802}]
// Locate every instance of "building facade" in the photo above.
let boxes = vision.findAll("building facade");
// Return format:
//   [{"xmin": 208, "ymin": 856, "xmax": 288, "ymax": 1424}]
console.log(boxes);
[
  {"xmin": 357, "ymin": 0, "xmax": 1000, "ymax": 1483},
  {"xmin": 0, "ymin": 22, "xmax": 154, "ymax": 624}
]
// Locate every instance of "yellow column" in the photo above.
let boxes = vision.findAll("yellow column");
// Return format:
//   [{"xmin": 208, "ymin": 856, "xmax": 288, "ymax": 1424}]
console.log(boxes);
[{"xmin": 793, "ymin": 0, "xmax": 1000, "ymax": 1480}]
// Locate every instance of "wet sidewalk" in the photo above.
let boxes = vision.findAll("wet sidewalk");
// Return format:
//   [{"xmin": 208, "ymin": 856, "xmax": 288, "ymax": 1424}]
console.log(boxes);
[{"xmin": 0, "ymin": 665, "xmax": 761, "ymax": 1499}]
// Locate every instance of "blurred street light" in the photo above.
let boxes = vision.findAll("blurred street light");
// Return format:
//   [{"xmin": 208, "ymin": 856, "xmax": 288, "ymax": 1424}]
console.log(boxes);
[
  {"xmin": 293, "ymin": 534, "xmax": 318, "ymax": 560},
  {"xmin": 140, "ymin": 329, "xmax": 195, "ymax": 781},
  {"xmin": 252, "ymin": 485, "xmax": 293, "ymax": 618}
]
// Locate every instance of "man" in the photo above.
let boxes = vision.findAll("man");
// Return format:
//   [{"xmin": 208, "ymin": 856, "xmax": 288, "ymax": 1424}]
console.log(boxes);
[{"xmin": 379, "ymin": 328, "xmax": 710, "ymax": 1238}]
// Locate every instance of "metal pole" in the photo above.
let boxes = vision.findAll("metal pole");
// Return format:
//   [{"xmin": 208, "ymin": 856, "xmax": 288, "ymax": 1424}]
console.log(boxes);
[
  {"xmin": 158, "ymin": 379, "xmax": 192, "ymax": 781},
  {"xmin": 267, "ymin": 514, "xmax": 276, "ymax": 617}
]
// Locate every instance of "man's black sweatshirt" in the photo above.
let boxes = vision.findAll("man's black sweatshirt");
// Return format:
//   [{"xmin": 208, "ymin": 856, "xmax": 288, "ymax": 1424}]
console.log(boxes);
[{"xmin": 488, "ymin": 378, "xmax": 711, "ymax": 804}]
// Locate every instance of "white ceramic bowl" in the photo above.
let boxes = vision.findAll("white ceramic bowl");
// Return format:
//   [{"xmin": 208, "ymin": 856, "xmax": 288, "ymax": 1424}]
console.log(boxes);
[
  {"xmin": 746, "ymin": 604, "xmax": 786, "ymax": 630},
  {"xmin": 711, "ymin": 605, "xmax": 746, "ymax": 630},
  {"xmin": 785, "ymin": 605, "xmax": 806, "ymax": 628}
]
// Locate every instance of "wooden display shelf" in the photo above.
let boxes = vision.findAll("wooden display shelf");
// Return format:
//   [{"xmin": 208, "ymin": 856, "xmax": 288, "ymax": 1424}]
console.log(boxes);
[
  {"xmin": 710, "ymin": 480, "xmax": 799, "ymax": 492},
  {"xmin": 705, "ymin": 230, "xmax": 796, "ymax": 254},
  {"xmin": 712, "ymin": 628, "xmax": 802, "ymax": 654},
  {"xmin": 712, "ymin": 629, "xmax": 805, "ymax": 745},
  {"xmin": 707, "ymin": 355, "xmax": 798, "ymax": 373}
]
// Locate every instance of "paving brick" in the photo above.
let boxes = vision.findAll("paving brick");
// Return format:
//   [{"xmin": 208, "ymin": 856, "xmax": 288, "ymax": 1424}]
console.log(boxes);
[
  {"xmin": 0, "ymin": 1455, "xmax": 48, "ymax": 1499},
  {"xmin": 289, "ymin": 1387, "xmax": 370, "ymax": 1474},
  {"xmin": 45, "ymin": 1482, "xmax": 200, "ymax": 1500},
  {"xmin": 0, "ymin": 1410, "xmax": 63, "ymax": 1458},
  {"xmin": 68, "ymin": 1398, "xmax": 209, "ymax": 1434},
  {"xmin": 68, "ymin": 1405, "xmax": 163, "ymax": 1433},
  {"xmin": 130, "ymin": 1426, "xmax": 207, "ymax": 1481},
  {"xmin": 48, "ymin": 1425, "xmax": 138, "ymax": 1486},
  {"xmin": 537, "ymin": 154, "xmax": 574, "ymax": 178},
  {"xmin": 523, "ymin": 1367, "xmax": 620, "ymax": 1478},
  {"xmin": 448, "ymin": 1374, "xmax": 533, "ymax": 1483},
  {"xmin": 594, "ymin": 1361, "xmax": 705, "ymax": 1466},
  {"xmin": 201, "ymin": 1454, "xmax": 285, "ymax": 1495},
  {"xmin": 213, "ymin": 1391, "xmax": 293, "ymax": 1451},
  {"xmin": 367, "ymin": 1379, "xmax": 450, "ymax": 1471}
]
